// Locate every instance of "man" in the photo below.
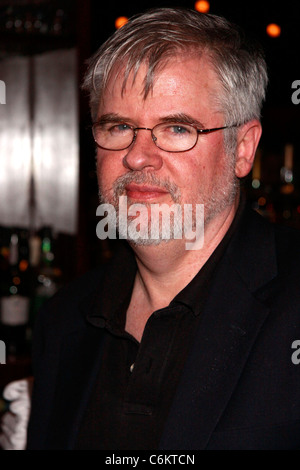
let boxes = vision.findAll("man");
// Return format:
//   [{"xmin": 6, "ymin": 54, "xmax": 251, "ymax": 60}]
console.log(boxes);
[{"xmin": 26, "ymin": 8, "xmax": 300, "ymax": 450}]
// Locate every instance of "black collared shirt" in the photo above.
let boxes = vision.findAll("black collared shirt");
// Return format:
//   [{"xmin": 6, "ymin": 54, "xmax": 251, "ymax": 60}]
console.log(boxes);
[{"xmin": 75, "ymin": 197, "xmax": 245, "ymax": 450}]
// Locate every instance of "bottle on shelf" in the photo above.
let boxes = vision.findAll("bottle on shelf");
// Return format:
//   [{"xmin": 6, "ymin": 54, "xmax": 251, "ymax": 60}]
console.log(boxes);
[
  {"xmin": 0, "ymin": 226, "xmax": 10, "ymax": 277},
  {"xmin": 28, "ymin": 226, "xmax": 62, "ymax": 339},
  {"xmin": 0, "ymin": 230, "xmax": 31, "ymax": 360},
  {"xmin": 25, "ymin": 230, "xmax": 41, "ymax": 345}
]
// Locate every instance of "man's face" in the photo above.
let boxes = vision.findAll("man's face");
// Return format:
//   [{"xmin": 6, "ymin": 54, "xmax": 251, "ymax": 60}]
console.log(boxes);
[{"xmin": 95, "ymin": 55, "xmax": 238, "ymax": 243}]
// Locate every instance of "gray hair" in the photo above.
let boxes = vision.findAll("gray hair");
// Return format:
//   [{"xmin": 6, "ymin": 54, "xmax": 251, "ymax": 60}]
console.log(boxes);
[{"xmin": 82, "ymin": 7, "xmax": 268, "ymax": 154}]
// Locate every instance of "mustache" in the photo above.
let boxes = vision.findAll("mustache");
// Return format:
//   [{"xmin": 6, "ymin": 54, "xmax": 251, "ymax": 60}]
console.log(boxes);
[{"xmin": 112, "ymin": 172, "xmax": 181, "ymax": 203}]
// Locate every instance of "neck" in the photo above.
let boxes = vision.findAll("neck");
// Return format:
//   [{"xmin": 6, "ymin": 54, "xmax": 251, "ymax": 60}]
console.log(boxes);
[{"xmin": 125, "ymin": 194, "xmax": 240, "ymax": 340}]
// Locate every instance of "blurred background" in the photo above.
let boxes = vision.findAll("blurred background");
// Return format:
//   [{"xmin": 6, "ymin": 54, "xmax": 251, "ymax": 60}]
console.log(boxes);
[{"xmin": 0, "ymin": 0, "xmax": 299, "ymax": 383}]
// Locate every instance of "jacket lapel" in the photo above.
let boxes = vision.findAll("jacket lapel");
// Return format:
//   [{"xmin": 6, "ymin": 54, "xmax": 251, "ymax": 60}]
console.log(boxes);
[{"xmin": 160, "ymin": 207, "xmax": 278, "ymax": 450}]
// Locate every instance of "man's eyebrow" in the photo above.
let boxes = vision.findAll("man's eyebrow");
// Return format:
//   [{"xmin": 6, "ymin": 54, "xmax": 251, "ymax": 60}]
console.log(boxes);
[
  {"xmin": 159, "ymin": 113, "xmax": 205, "ymax": 128},
  {"xmin": 96, "ymin": 112, "xmax": 205, "ymax": 128},
  {"xmin": 95, "ymin": 113, "xmax": 132, "ymax": 124}
]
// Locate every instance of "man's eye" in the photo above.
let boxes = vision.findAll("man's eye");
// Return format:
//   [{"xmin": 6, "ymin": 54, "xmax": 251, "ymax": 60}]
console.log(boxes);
[
  {"xmin": 174, "ymin": 126, "xmax": 188, "ymax": 134},
  {"xmin": 166, "ymin": 124, "xmax": 191, "ymax": 135},
  {"xmin": 109, "ymin": 123, "xmax": 131, "ymax": 134}
]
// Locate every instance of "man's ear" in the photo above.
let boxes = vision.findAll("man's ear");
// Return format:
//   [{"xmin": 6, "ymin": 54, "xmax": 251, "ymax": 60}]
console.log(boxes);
[{"xmin": 235, "ymin": 120, "xmax": 262, "ymax": 179}]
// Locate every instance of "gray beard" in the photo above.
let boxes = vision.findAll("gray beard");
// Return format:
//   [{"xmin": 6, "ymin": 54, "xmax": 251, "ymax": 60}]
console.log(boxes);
[
  {"xmin": 98, "ymin": 159, "xmax": 239, "ymax": 246},
  {"xmin": 99, "ymin": 172, "xmax": 183, "ymax": 246}
]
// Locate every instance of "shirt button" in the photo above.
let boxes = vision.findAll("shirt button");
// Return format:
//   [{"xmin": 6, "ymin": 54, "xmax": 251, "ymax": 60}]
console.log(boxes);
[{"xmin": 130, "ymin": 363, "xmax": 135, "ymax": 373}]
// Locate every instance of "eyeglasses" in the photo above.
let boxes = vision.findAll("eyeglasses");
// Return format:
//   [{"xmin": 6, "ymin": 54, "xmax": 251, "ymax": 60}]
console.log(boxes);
[{"xmin": 92, "ymin": 121, "xmax": 239, "ymax": 153}]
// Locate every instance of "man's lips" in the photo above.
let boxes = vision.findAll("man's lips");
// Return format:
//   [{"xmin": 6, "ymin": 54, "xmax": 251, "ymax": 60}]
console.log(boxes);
[{"xmin": 125, "ymin": 183, "xmax": 169, "ymax": 200}]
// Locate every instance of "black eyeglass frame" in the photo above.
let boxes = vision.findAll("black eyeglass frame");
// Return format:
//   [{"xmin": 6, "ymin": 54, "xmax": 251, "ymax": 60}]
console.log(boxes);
[{"xmin": 92, "ymin": 122, "xmax": 239, "ymax": 153}]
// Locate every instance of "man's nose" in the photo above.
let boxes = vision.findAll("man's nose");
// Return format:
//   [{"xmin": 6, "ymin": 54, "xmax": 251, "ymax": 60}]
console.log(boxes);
[{"xmin": 122, "ymin": 129, "xmax": 163, "ymax": 171}]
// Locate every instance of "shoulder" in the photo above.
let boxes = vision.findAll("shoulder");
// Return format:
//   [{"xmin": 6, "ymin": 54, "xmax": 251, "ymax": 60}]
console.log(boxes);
[
  {"xmin": 252, "ymin": 208, "xmax": 300, "ymax": 272},
  {"xmin": 32, "ymin": 264, "xmax": 106, "ymax": 343},
  {"xmin": 52, "ymin": 264, "xmax": 106, "ymax": 306},
  {"xmin": 226, "ymin": 203, "xmax": 300, "ymax": 295},
  {"xmin": 237, "ymin": 203, "xmax": 300, "ymax": 263},
  {"xmin": 34, "ymin": 241, "xmax": 135, "ymax": 332}
]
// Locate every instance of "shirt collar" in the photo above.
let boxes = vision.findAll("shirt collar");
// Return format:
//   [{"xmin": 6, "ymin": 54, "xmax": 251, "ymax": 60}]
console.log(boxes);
[{"xmin": 170, "ymin": 193, "xmax": 246, "ymax": 315}]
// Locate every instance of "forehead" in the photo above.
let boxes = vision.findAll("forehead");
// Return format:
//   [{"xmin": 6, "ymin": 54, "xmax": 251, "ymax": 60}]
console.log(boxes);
[{"xmin": 98, "ymin": 55, "xmax": 221, "ymax": 119}]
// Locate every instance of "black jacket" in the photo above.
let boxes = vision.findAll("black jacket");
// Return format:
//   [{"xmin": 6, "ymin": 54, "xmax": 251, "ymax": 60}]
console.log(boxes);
[{"xmin": 26, "ymin": 205, "xmax": 300, "ymax": 450}]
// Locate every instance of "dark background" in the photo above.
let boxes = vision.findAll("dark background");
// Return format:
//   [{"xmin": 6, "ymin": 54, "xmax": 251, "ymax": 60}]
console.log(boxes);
[{"xmin": 0, "ymin": 0, "xmax": 299, "ymax": 277}]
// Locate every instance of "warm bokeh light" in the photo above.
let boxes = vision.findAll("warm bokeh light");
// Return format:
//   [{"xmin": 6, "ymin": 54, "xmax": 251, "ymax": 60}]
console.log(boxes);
[
  {"xmin": 194, "ymin": 1, "xmax": 210, "ymax": 13},
  {"xmin": 258, "ymin": 197, "xmax": 267, "ymax": 207},
  {"xmin": 19, "ymin": 260, "xmax": 29, "ymax": 271},
  {"xmin": 12, "ymin": 276, "xmax": 21, "ymax": 286},
  {"xmin": 266, "ymin": 23, "xmax": 281, "ymax": 38},
  {"xmin": 115, "ymin": 16, "xmax": 128, "ymax": 29}
]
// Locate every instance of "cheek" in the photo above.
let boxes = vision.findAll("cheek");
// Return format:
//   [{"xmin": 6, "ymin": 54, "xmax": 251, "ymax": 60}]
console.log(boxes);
[
  {"xmin": 169, "ymin": 150, "xmax": 211, "ymax": 189},
  {"xmin": 172, "ymin": 139, "xmax": 225, "ymax": 192},
  {"xmin": 96, "ymin": 152, "xmax": 124, "ymax": 192},
  {"xmin": 191, "ymin": 138, "xmax": 226, "ymax": 176}
]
